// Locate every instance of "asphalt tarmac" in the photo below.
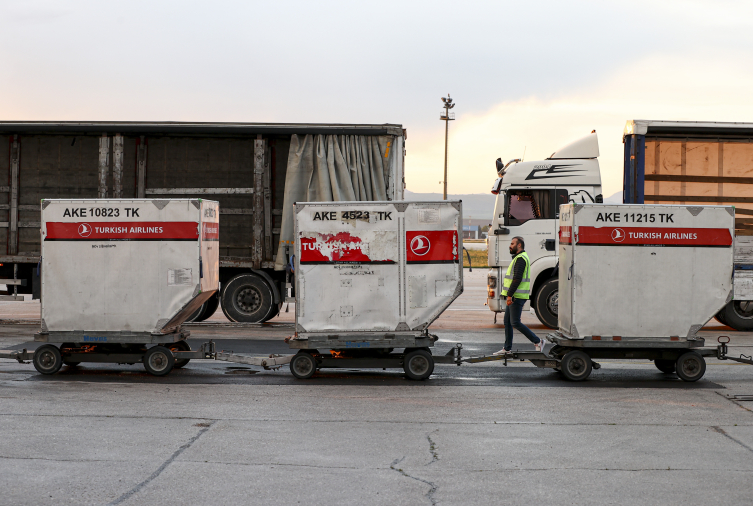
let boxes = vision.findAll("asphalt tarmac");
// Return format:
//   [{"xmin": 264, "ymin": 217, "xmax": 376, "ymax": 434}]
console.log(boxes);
[{"xmin": 1, "ymin": 271, "xmax": 752, "ymax": 505}]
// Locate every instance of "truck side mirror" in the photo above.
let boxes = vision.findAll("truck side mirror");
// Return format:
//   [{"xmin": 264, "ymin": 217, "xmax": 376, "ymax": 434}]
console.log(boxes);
[{"xmin": 496, "ymin": 158, "xmax": 504, "ymax": 173}]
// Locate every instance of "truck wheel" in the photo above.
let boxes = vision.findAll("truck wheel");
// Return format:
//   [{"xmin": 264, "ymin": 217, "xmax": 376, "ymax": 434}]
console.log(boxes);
[
  {"xmin": 654, "ymin": 359, "xmax": 676, "ymax": 374},
  {"xmin": 290, "ymin": 352, "xmax": 317, "ymax": 379},
  {"xmin": 33, "ymin": 344, "xmax": 63, "ymax": 375},
  {"xmin": 560, "ymin": 350, "xmax": 592, "ymax": 381},
  {"xmin": 196, "ymin": 292, "xmax": 220, "ymax": 322},
  {"xmin": 721, "ymin": 301, "xmax": 753, "ymax": 331},
  {"xmin": 403, "ymin": 349, "xmax": 434, "ymax": 380},
  {"xmin": 221, "ymin": 274, "xmax": 274, "ymax": 323},
  {"xmin": 143, "ymin": 346, "xmax": 175, "ymax": 376},
  {"xmin": 715, "ymin": 309, "xmax": 729, "ymax": 327},
  {"xmin": 184, "ymin": 302, "xmax": 207, "ymax": 323},
  {"xmin": 534, "ymin": 278, "xmax": 559, "ymax": 329},
  {"xmin": 167, "ymin": 340, "xmax": 191, "ymax": 369},
  {"xmin": 675, "ymin": 352, "xmax": 706, "ymax": 382}
]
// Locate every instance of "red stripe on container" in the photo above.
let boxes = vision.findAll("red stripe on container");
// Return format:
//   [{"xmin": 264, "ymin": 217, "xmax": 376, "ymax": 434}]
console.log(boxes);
[{"xmin": 45, "ymin": 222, "xmax": 198, "ymax": 240}]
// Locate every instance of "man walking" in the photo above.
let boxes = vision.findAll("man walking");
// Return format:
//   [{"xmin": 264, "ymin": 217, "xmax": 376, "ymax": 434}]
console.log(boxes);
[{"xmin": 493, "ymin": 237, "xmax": 547, "ymax": 356}]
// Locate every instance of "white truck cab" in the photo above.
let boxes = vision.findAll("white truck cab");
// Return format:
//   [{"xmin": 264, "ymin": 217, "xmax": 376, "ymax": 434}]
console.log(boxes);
[{"xmin": 487, "ymin": 132, "xmax": 603, "ymax": 328}]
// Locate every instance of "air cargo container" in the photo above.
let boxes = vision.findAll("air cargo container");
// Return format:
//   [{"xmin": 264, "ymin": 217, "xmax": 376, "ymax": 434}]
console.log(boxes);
[
  {"xmin": 286, "ymin": 200, "xmax": 463, "ymax": 379},
  {"xmin": 0, "ymin": 121, "xmax": 404, "ymax": 323},
  {"xmin": 623, "ymin": 120, "xmax": 753, "ymax": 329},
  {"xmin": 557, "ymin": 203, "xmax": 734, "ymax": 339},
  {"xmin": 31, "ymin": 198, "xmax": 219, "ymax": 376}
]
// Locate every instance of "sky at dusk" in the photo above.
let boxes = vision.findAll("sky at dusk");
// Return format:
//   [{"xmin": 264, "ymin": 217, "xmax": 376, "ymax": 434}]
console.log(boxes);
[{"xmin": 2, "ymin": 0, "xmax": 753, "ymax": 198}]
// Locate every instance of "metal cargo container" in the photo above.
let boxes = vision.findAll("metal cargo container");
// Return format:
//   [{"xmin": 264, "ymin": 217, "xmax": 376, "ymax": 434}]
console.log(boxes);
[
  {"xmin": 558, "ymin": 203, "xmax": 734, "ymax": 339},
  {"xmin": 0, "ymin": 122, "xmax": 405, "ymax": 323},
  {"xmin": 293, "ymin": 201, "xmax": 462, "ymax": 346},
  {"xmin": 39, "ymin": 198, "xmax": 219, "ymax": 340}
]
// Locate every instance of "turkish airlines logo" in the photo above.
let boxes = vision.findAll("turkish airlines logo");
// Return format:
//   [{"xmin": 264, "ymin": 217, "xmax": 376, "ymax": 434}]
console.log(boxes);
[
  {"xmin": 78, "ymin": 223, "xmax": 92, "ymax": 238},
  {"xmin": 611, "ymin": 228, "xmax": 625, "ymax": 242},
  {"xmin": 410, "ymin": 235, "xmax": 431, "ymax": 256}
]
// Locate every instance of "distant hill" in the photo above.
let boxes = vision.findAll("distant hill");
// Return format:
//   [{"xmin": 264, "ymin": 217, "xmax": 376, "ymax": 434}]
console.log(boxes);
[{"xmin": 404, "ymin": 190, "xmax": 496, "ymax": 221}]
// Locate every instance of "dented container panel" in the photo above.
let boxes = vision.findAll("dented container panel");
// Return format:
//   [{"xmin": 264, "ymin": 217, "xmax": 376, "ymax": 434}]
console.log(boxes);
[
  {"xmin": 558, "ymin": 203, "xmax": 734, "ymax": 339},
  {"xmin": 295, "ymin": 201, "xmax": 462, "ymax": 337},
  {"xmin": 41, "ymin": 199, "xmax": 219, "ymax": 334}
]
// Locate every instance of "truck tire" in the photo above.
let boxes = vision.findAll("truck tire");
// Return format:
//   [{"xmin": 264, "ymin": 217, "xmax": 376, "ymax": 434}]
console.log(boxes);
[
  {"xmin": 721, "ymin": 301, "xmax": 753, "ymax": 331},
  {"xmin": 675, "ymin": 352, "xmax": 706, "ymax": 382},
  {"xmin": 196, "ymin": 292, "xmax": 220, "ymax": 322},
  {"xmin": 534, "ymin": 278, "xmax": 559, "ymax": 329},
  {"xmin": 714, "ymin": 309, "xmax": 729, "ymax": 327},
  {"xmin": 33, "ymin": 344, "xmax": 63, "ymax": 375},
  {"xmin": 184, "ymin": 302, "xmax": 207, "ymax": 323},
  {"xmin": 221, "ymin": 274, "xmax": 274, "ymax": 323},
  {"xmin": 560, "ymin": 350, "xmax": 592, "ymax": 381}
]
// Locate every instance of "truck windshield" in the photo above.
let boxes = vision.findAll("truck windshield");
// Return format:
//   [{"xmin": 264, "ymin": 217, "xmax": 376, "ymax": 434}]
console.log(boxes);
[{"xmin": 507, "ymin": 190, "xmax": 554, "ymax": 225}]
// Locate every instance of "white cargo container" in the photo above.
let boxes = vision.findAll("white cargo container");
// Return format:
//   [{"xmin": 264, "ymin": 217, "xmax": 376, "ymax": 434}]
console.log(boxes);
[
  {"xmin": 558, "ymin": 203, "xmax": 734, "ymax": 340},
  {"xmin": 39, "ymin": 199, "xmax": 219, "ymax": 341},
  {"xmin": 293, "ymin": 201, "xmax": 462, "ymax": 349}
]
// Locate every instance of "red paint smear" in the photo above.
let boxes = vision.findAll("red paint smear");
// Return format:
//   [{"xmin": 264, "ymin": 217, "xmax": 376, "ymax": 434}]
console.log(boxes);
[{"xmin": 301, "ymin": 232, "xmax": 387, "ymax": 263}]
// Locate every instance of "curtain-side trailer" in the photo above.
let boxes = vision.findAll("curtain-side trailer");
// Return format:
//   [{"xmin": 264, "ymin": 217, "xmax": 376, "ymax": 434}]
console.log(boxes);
[
  {"xmin": 0, "ymin": 121, "xmax": 405, "ymax": 323},
  {"xmin": 623, "ymin": 120, "xmax": 753, "ymax": 330}
]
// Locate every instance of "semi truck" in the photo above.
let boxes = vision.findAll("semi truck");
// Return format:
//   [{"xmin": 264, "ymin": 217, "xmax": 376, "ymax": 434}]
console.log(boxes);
[
  {"xmin": 623, "ymin": 120, "xmax": 753, "ymax": 330},
  {"xmin": 0, "ymin": 121, "xmax": 405, "ymax": 323},
  {"xmin": 487, "ymin": 121, "xmax": 753, "ymax": 332},
  {"xmin": 486, "ymin": 131, "xmax": 603, "ymax": 328}
]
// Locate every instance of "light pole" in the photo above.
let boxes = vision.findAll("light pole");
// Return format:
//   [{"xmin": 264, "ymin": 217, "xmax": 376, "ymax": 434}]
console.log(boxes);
[{"xmin": 440, "ymin": 94, "xmax": 455, "ymax": 200}]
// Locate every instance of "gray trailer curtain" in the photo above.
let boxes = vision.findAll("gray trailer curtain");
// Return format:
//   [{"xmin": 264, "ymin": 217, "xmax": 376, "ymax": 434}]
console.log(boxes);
[{"xmin": 274, "ymin": 134, "xmax": 395, "ymax": 270}]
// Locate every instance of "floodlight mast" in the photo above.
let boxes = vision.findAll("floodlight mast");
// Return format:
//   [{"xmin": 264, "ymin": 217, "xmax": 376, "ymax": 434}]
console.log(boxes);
[{"xmin": 440, "ymin": 94, "xmax": 455, "ymax": 200}]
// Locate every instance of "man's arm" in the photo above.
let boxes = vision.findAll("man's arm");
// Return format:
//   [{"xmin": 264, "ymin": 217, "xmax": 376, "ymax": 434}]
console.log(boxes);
[{"xmin": 506, "ymin": 257, "xmax": 525, "ymax": 298}]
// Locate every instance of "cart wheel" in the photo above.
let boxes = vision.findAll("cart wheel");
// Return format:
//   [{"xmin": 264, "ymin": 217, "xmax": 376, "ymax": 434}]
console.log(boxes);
[
  {"xmin": 675, "ymin": 352, "xmax": 706, "ymax": 382},
  {"xmin": 290, "ymin": 352, "xmax": 317, "ymax": 379},
  {"xmin": 403, "ymin": 349, "xmax": 434, "ymax": 380},
  {"xmin": 654, "ymin": 359, "xmax": 676, "ymax": 374},
  {"xmin": 60, "ymin": 343, "xmax": 80, "ymax": 367},
  {"xmin": 33, "ymin": 345, "xmax": 63, "ymax": 375},
  {"xmin": 167, "ymin": 340, "xmax": 191, "ymax": 369},
  {"xmin": 560, "ymin": 350, "xmax": 592, "ymax": 381},
  {"xmin": 143, "ymin": 346, "xmax": 175, "ymax": 376}
]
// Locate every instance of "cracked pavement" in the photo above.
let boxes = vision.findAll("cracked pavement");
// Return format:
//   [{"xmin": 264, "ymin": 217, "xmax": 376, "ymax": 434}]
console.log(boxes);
[{"xmin": 1, "ymin": 272, "xmax": 752, "ymax": 505}]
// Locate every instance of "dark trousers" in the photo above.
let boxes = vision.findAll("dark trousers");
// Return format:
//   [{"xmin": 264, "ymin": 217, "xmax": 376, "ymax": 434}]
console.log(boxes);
[{"xmin": 504, "ymin": 297, "xmax": 542, "ymax": 351}]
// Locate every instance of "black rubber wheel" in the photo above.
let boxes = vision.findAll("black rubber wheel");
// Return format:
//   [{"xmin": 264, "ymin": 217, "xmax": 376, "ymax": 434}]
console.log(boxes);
[
  {"xmin": 60, "ymin": 342, "xmax": 80, "ymax": 366},
  {"xmin": 715, "ymin": 308, "xmax": 729, "ymax": 327},
  {"xmin": 403, "ymin": 349, "xmax": 434, "ymax": 380},
  {"xmin": 184, "ymin": 301, "xmax": 207, "ymax": 323},
  {"xmin": 534, "ymin": 278, "xmax": 558, "ymax": 329},
  {"xmin": 676, "ymin": 352, "xmax": 706, "ymax": 382},
  {"xmin": 143, "ymin": 346, "xmax": 175, "ymax": 376},
  {"xmin": 221, "ymin": 274, "xmax": 274, "ymax": 323},
  {"xmin": 196, "ymin": 292, "xmax": 220, "ymax": 322},
  {"xmin": 560, "ymin": 350, "xmax": 592, "ymax": 381},
  {"xmin": 721, "ymin": 301, "xmax": 753, "ymax": 331},
  {"xmin": 290, "ymin": 352, "xmax": 317, "ymax": 379},
  {"xmin": 167, "ymin": 340, "xmax": 191, "ymax": 369},
  {"xmin": 654, "ymin": 359, "xmax": 676, "ymax": 374},
  {"xmin": 33, "ymin": 344, "xmax": 63, "ymax": 375}
]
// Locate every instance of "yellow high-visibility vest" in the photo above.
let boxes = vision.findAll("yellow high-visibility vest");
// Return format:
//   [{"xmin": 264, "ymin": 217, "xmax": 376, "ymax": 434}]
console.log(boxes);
[{"xmin": 501, "ymin": 251, "xmax": 531, "ymax": 300}]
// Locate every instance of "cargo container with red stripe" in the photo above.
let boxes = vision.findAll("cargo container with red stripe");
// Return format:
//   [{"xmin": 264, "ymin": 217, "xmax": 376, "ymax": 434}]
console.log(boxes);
[{"xmin": 558, "ymin": 203, "xmax": 734, "ymax": 340}]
